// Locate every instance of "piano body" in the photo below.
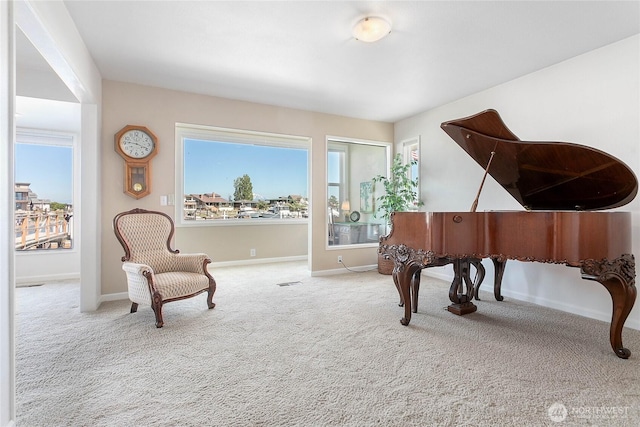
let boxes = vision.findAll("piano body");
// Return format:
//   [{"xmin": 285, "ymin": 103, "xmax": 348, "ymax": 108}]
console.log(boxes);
[{"xmin": 379, "ymin": 109, "xmax": 637, "ymax": 358}]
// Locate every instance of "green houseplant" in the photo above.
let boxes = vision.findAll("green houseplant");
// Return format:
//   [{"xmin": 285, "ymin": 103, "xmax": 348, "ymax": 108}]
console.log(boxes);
[{"xmin": 372, "ymin": 153, "xmax": 423, "ymax": 274}]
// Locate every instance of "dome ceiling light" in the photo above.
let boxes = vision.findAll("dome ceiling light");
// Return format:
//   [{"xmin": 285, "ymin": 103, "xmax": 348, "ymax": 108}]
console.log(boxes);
[{"xmin": 353, "ymin": 16, "xmax": 391, "ymax": 43}]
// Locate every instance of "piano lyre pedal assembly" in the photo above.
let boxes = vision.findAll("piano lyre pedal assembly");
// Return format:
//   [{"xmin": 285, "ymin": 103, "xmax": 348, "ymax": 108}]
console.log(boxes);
[{"xmin": 379, "ymin": 109, "xmax": 637, "ymax": 359}]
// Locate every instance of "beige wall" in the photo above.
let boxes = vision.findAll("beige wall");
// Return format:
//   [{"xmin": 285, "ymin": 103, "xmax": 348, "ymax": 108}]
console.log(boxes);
[{"xmin": 102, "ymin": 81, "xmax": 393, "ymax": 295}]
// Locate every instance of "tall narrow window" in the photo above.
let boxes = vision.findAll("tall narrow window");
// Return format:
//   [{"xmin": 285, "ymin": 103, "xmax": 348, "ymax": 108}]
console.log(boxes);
[
  {"xmin": 14, "ymin": 130, "xmax": 74, "ymax": 251},
  {"xmin": 402, "ymin": 136, "xmax": 421, "ymax": 209},
  {"xmin": 327, "ymin": 137, "xmax": 390, "ymax": 247}
]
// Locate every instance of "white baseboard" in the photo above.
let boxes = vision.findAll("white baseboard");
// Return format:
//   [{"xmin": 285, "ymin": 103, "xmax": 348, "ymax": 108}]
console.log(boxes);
[
  {"xmin": 100, "ymin": 291, "xmax": 129, "ymax": 304},
  {"xmin": 499, "ymin": 288, "xmax": 640, "ymax": 331},
  {"xmin": 99, "ymin": 256, "xmax": 309, "ymax": 304},
  {"xmin": 211, "ymin": 255, "xmax": 307, "ymax": 268},
  {"xmin": 421, "ymin": 269, "xmax": 640, "ymax": 331},
  {"xmin": 421, "ymin": 268, "xmax": 452, "ymax": 283},
  {"xmin": 16, "ymin": 272, "xmax": 80, "ymax": 286},
  {"xmin": 311, "ymin": 264, "xmax": 378, "ymax": 276}
]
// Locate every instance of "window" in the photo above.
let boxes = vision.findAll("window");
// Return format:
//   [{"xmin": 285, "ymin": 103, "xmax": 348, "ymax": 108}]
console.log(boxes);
[
  {"xmin": 176, "ymin": 124, "xmax": 310, "ymax": 225},
  {"xmin": 327, "ymin": 137, "xmax": 390, "ymax": 247},
  {"xmin": 402, "ymin": 136, "xmax": 421, "ymax": 208},
  {"xmin": 14, "ymin": 130, "xmax": 74, "ymax": 251}
]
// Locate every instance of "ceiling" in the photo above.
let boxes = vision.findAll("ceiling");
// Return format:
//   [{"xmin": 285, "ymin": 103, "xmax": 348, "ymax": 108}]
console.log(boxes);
[{"xmin": 27, "ymin": 1, "xmax": 640, "ymax": 123}]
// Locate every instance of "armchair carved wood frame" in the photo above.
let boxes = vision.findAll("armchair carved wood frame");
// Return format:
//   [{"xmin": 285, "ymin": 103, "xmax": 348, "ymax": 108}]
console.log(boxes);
[{"xmin": 113, "ymin": 208, "xmax": 216, "ymax": 327}]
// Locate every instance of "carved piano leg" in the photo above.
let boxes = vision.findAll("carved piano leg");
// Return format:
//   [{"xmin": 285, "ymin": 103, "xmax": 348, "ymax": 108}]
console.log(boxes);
[
  {"xmin": 392, "ymin": 269, "xmax": 403, "ymax": 307},
  {"xmin": 393, "ymin": 268, "xmax": 421, "ymax": 313},
  {"xmin": 491, "ymin": 259, "xmax": 507, "ymax": 302},
  {"xmin": 412, "ymin": 270, "xmax": 421, "ymax": 313},
  {"xmin": 581, "ymin": 254, "xmax": 636, "ymax": 359},
  {"xmin": 393, "ymin": 262, "xmax": 422, "ymax": 326},
  {"xmin": 447, "ymin": 258, "xmax": 478, "ymax": 315}
]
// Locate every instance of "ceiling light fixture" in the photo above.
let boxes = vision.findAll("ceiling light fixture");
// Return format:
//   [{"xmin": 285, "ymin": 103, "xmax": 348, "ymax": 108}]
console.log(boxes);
[{"xmin": 353, "ymin": 16, "xmax": 391, "ymax": 43}]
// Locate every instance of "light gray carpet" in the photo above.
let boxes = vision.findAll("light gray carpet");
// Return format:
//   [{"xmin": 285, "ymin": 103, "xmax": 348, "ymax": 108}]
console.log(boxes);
[{"xmin": 15, "ymin": 261, "xmax": 640, "ymax": 426}]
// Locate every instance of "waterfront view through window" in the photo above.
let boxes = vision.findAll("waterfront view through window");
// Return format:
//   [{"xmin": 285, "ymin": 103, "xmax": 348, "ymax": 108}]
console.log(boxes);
[
  {"xmin": 177, "ymin": 124, "xmax": 310, "ymax": 222},
  {"xmin": 14, "ymin": 131, "xmax": 74, "ymax": 251}
]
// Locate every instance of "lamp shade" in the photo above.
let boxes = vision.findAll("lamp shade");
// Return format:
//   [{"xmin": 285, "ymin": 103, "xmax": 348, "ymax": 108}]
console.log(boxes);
[
  {"xmin": 341, "ymin": 200, "xmax": 351, "ymax": 211},
  {"xmin": 353, "ymin": 16, "xmax": 391, "ymax": 42}
]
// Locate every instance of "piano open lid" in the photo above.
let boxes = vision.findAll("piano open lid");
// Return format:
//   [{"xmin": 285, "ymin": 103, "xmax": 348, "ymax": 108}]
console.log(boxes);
[{"xmin": 440, "ymin": 109, "xmax": 638, "ymax": 211}]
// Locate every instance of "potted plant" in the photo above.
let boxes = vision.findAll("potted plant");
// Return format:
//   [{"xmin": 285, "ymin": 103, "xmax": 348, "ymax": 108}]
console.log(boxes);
[{"xmin": 372, "ymin": 153, "xmax": 423, "ymax": 274}]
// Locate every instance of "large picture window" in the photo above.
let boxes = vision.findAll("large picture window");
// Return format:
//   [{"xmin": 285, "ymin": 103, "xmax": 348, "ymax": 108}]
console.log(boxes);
[
  {"xmin": 176, "ymin": 124, "xmax": 310, "ymax": 225},
  {"xmin": 327, "ymin": 137, "xmax": 390, "ymax": 247}
]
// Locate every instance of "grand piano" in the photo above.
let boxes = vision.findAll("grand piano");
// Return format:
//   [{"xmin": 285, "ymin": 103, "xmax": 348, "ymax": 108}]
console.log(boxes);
[{"xmin": 379, "ymin": 109, "xmax": 637, "ymax": 359}]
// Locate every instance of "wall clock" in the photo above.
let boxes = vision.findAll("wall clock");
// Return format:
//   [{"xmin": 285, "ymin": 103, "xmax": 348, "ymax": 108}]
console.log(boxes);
[{"xmin": 114, "ymin": 125, "xmax": 158, "ymax": 199}]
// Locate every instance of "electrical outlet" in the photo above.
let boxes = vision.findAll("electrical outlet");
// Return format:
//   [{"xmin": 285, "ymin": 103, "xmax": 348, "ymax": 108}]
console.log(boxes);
[
  {"xmin": 338, "ymin": 255, "xmax": 343, "ymax": 263},
  {"xmin": 250, "ymin": 249, "xmax": 256, "ymax": 257}
]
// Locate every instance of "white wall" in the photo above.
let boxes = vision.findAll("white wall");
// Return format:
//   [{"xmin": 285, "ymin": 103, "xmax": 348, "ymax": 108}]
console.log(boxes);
[
  {"xmin": 15, "ymin": 0, "xmax": 103, "ymax": 313},
  {"xmin": 0, "ymin": 2, "xmax": 16, "ymax": 425},
  {"xmin": 395, "ymin": 35, "xmax": 640, "ymax": 330},
  {"xmin": 2, "ymin": 1, "xmax": 102, "ymax": 425}
]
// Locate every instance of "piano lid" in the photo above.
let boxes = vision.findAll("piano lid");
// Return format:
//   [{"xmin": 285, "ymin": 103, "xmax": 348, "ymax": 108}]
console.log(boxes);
[{"xmin": 441, "ymin": 109, "xmax": 638, "ymax": 211}]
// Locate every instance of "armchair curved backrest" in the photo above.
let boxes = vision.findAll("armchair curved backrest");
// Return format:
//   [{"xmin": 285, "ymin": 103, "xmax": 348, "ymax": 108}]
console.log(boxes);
[
  {"xmin": 115, "ymin": 208, "xmax": 178, "ymax": 274},
  {"xmin": 113, "ymin": 208, "xmax": 216, "ymax": 327}
]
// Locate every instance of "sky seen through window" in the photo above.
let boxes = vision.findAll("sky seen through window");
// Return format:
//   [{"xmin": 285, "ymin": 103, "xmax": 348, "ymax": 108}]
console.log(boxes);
[{"xmin": 184, "ymin": 138, "xmax": 308, "ymax": 201}]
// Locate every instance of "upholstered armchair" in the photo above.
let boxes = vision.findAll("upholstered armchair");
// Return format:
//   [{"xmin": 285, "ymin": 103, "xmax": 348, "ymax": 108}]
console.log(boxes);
[{"xmin": 113, "ymin": 208, "xmax": 216, "ymax": 327}]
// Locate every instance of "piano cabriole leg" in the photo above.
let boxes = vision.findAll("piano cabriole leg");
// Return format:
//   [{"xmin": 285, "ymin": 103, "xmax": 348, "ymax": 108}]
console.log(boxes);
[
  {"xmin": 597, "ymin": 276, "xmax": 635, "ymax": 359},
  {"xmin": 392, "ymin": 266, "xmax": 421, "ymax": 311},
  {"xmin": 392, "ymin": 268, "xmax": 403, "ymax": 307},
  {"xmin": 491, "ymin": 259, "xmax": 507, "ymax": 302},
  {"xmin": 580, "ymin": 254, "xmax": 636, "ymax": 359},
  {"xmin": 411, "ymin": 270, "xmax": 421, "ymax": 314},
  {"xmin": 393, "ymin": 262, "xmax": 421, "ymax": 326}
]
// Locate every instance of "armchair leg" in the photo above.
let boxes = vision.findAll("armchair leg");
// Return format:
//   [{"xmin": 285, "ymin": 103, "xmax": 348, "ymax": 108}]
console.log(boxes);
[
  {"xmin": 152, "ymin": 292, "xmax": 164, "ymax": 328},
  {"xmin": 130, "ymin": 302, "xmax": 138, "ymax": 313},
  {"xmin": 207, "ymin": 278, "xmax": 217, "ymax": 309},
  {"xmin": 152, "ymin": 305, "xmax": 164, "ymax": 328}
]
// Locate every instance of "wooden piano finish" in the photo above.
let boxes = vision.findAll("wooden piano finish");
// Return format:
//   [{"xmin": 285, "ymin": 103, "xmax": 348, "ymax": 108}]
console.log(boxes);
[
  {"xmin": 380, "ymin": 109, "xmax": 638, "ymax": 359},
  {"xmin": 380, "ymin": 211, "xmax": 636, "ymax": 358}
]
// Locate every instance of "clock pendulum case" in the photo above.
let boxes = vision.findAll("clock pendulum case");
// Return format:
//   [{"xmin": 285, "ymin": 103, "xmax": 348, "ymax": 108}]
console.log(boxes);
[{"xmin": 114, "ymin": 125, "xmax": 158, "ymax": 199}]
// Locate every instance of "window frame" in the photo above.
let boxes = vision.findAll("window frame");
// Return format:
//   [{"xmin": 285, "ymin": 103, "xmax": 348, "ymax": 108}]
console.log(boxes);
[
  {"xmin": 402, "ymin": 136, "xmax": 421, "ymax": 210},
  {"xmin": 327, "ymin": 144, "xmax": 347, "ymax": 213},
  {"xmin": 326, "ymin": 135, "xmax": 391, "ymax": 249},
  {"xmin": 14, "ymin": 128, "xmax": 77, "ymax": 253},
  {"xmin": 175, "ymin": 123, "xmax": 311, "ymax": 227}
]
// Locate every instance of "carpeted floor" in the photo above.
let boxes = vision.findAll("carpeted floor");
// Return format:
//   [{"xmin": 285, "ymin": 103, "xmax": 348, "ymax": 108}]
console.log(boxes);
[{"xmin": 15, "ymin": 261, "xmax": 640, "ymax": 426}]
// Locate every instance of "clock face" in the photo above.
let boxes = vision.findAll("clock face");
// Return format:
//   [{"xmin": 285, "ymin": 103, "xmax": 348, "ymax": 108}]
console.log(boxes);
[{"xmin": 119, "ymin": 129, "xmax": 155, "ymax": 159}]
